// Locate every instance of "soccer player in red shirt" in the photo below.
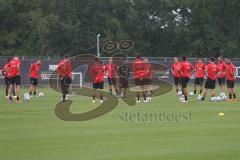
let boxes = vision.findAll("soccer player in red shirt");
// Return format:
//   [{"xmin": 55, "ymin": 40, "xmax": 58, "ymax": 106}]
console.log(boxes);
[
  {"xmin": 226, "ymin": 58, "xmax": 237, "ymax": 101},
  {"xmin": 200, "ymin": 57, "xmax": 218, "ymax": 101},
  {"xmin": 56, "ymin": 56, "xmax": 72, "ymax": 102},
  {"xmin": 11, "ymin": 56, "xmax": 22, "ymax": 102},
  {"xmin": 105, "ymin": 57, "xmax": 119, "ymax": 96},
  {"xmin": 179, "ymin": 56, "xmax": 193, "ymax": 102},
  {"xmin": 5, "ymin": 58, "xmax": 17, "ymax": 102},
  {"xmin": 132, "ymin": 55, "xmax": 146, "ymax": 103},
  {"xmin": 193, "ymin": 58, "xmax": 205, "ymax": 95},
  {"xmin": 90, "ymin": 57, "xmax": 104, "ymax": 103},
  {"xmin": 217, "ymin": 56, "xmax": 227, "ymax": 94},
  {"xmin": 29, "ymin": 59, "xmax": 42, "ymax": 97},
  {"xmin": 143, "ymin": 58, "xmax": 153, "ymax": 101},
  {"xmin": 171, "ymin": 57, "xmax": 181, "ymax": 94},
  {"xmin": 2, "ymin": 59, "xmax": 15, "ymax": 98}
]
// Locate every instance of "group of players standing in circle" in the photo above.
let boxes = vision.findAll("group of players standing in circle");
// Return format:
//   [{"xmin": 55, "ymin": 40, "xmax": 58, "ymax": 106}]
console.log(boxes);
[
  {"xmin": 171, "ymin": 56, "xmax": 237, "ymax": 102},
  {"xmin": 57, "ymin": 55, "xmax": 153, "ymax": 103},
  {"xmin": 91, "ymin": 55, "xmax": 153, "ymax": 103}
]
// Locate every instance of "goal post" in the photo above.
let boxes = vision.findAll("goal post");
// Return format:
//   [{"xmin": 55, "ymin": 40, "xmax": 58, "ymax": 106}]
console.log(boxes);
[{"xmin": 41, "ymin": 72, "xmax": 83, "ymax": 91}]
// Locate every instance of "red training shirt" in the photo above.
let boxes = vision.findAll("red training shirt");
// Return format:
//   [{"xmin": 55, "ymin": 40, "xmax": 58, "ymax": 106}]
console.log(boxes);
[
  {"xmin": 195, "ymin": 62, "xmax": 205, "ymax": 78},
  {"xmin": 12, "ymin": 57, "xmax": 21, "ymax": 76},
  {"xmin": 57, "ymin": 59, "xmax": 72, "ymax": 78},
  {"xmin": 105, "ymin": 63, "xmax": 117, "ymax": 78},
  {"xmin": 171, "ymin": 62, "xmax": 181, "ymax": 78},
  {"xmin": 132, "ymin": 58, "xmax": 145, "ymax": 79},
  {"xmin": 30, "ymin": 62, "xmax": 41, "ymax": 79},
  {"xmin": 217, "ymin": 60, "xmax": 227, "ymax": 78},
  {"xmin": 226, "ymin": 63, "xmax": 235, "ymax": 81},
  {"xmin": 90, "ymin": 63, "xmax": 104, "ymax": 83},
  {"xmin": 6, "ymin": 60, "xmax": 16, "ymax": 78},
  {"xmin": 206, "ymin": 62, "xmax": 218, "ymax": 80},
  {"xmin": 144, "ymin": 63, "xmax": 153, "ymax": 79},
  {"xmin": 180, "ymin": 61, "xmax": 193, "ymax": 79},
  {"xmin": 2, "ymin": 63, "xmax": 9, "ymax": 78}
]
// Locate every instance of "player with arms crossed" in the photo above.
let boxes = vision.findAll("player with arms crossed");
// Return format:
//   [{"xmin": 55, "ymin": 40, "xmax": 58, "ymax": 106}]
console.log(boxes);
[
  {"xmin": 56, "ymin": 56, "xmax": 72, "ymax": 102},
  {"xmin": 193, "ymin": 58, "xmax": 205, "ymax": 95},
  {"xmin": 179, "ymin": 56, "xmax": 193, "ymax": 103},
  {"xmin": 143, "ymin": 58, "xmax": 153, "ymax": 102},
  {"xmin": 105, "ymin": 57, "xmax": 119, "ymax": 96},
  {"xmin": 118, "ymin": 58, "xmax": 130, "ymax": 98},
  {"xmin": 199, "ymin": 57, "xmax": 218, "ymax": 101},
  {"xmin": 217, "ymin": 56, "xmax": 227, "ymax": 95},
  {"xmin": 132, "ymin": 55, "xmax": 147, "ymax": 103},
  {"xmin": 226, "ymin": 58, "xmax": 237, "ymax": 101},
  {"xmin": 29, "ymin": 59, "xmax": 42, "ymax": 97},
  {"xmin": 171, "ymin": 57, "xmax": 181, "ymax": 95},
  {"xmin": 90, "ymin": 57, "xmax": 104, "ymax": 103}
]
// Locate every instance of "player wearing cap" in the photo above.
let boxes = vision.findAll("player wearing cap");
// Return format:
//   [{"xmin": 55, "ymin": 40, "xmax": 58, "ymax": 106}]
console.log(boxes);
[{"xmin": 56, "ymin": 56, "xmax": 72, "ymax": 102}]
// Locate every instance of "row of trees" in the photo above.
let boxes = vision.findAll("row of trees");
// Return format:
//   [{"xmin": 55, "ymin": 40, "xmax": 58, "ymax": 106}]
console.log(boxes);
[{"xmin": 0, "ymin": 0, "xmax": 240, "ymax": 57}]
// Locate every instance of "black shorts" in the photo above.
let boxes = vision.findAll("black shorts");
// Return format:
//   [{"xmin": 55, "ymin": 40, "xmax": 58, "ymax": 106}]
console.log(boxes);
[
  {"xmin": 194, "ymin": 77, "xmax": 204, "ymax": 85},
  {"xmin": 144, "ymin": 79, "xmax": 151, "ymax": 85},
  {"xmin": 205, "ymin": 78, "xmax": 216, "ymax": 89},
  {"xmin": 107, "ymin": 77, "xmax": 116, "ymax": 85},
  {"xmin": 30, "ymin": 77, "xmax": 38, "ymax": 86},
  {"xmin": 227, "ymin": 80, "xmax": 234, "ymax": 88},
  {"xmin": 173, "ymin": 77, "xmax": 181, "ymax": 86},
  {"xmin": 60, "ymin": 77, "xmax": 72, "ymax": 94},
  {"xmin": 119, "ymin": 78, "xmax": 129, "ymax": 88},
  {"xmin": 13, "ymin": 75, "xmax": 21, "ymax": 85},
  {"xmin": 93, "ymin": 82, "xmax": 104, "ymax": 89},
  {"xmin": 218, "ymin": 77, "xmax": 226, "ymax": 85},
  {"xmin": 135, "ymin": 78, "xmax": 145, "ymax": 86},
  {"xmin": 181, "ymin": 77, "xmax": 190, "ymax": 88},
  {"xmin": 4, "ymin": 77, "xmax": 12, "ymax": 85}
]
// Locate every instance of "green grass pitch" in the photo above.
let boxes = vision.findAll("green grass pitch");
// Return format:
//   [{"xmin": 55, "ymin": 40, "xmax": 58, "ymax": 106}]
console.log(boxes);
[{"xmin": 0, "ymin": 86, "xmax": 240, "ymax": 160}]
